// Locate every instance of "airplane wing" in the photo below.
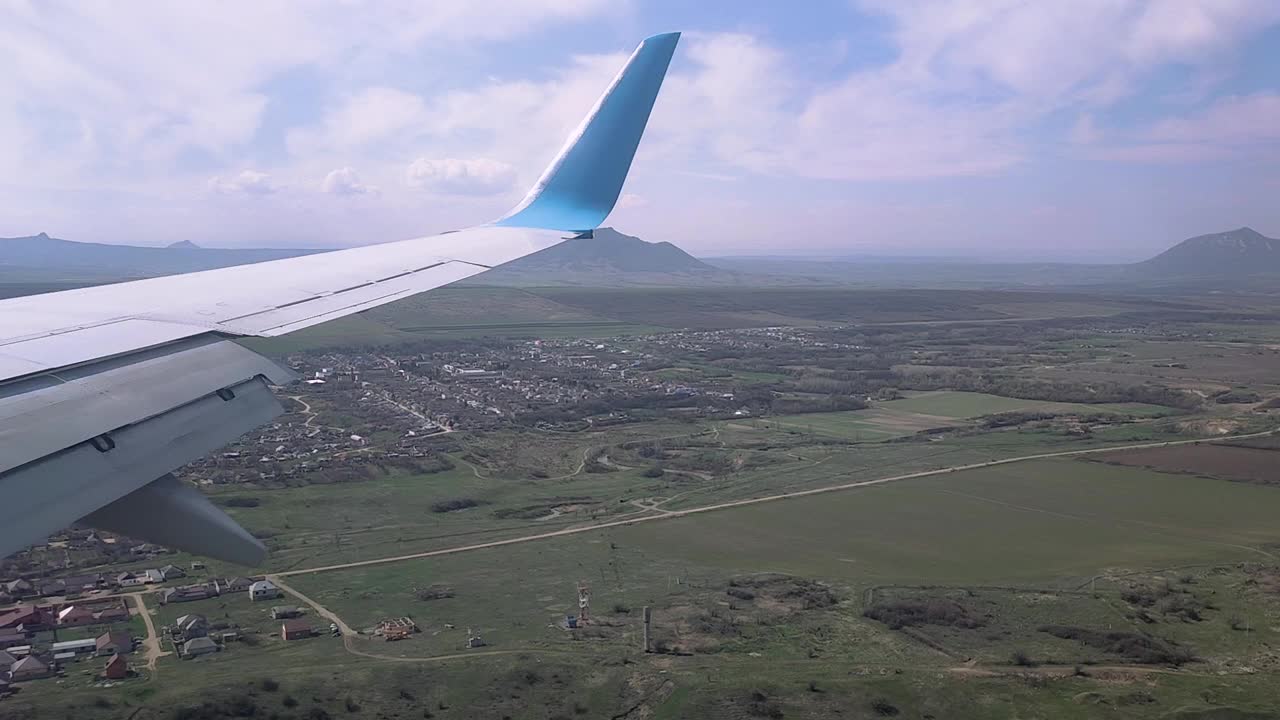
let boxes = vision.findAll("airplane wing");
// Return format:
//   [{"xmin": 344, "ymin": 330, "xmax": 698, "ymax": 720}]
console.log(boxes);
[{"xmin": 0, "ymin": 32, "xmax": 680, "ymax": 565}]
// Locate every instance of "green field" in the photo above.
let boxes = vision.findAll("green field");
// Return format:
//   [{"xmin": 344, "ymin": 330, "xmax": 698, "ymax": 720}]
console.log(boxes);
[
  {"xmin": 886, "ymin": 390, "xmax": 1169, "ymax": 419},
  {"xmin": 282, "ymin": 456, "xmax": 1280, "ymax": 663},
  {"xmin": 766, "ymin": 391, "xmax": 1170, "ymax": 442}
]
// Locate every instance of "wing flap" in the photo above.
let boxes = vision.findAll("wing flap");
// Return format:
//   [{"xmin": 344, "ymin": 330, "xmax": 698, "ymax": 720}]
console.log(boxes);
[
  {"xmin": 0, "ymin": 335, "xmax": 292, "ymax": 472},
  {"xmin": 0, "ymin": 375, "xmax": 283, "ymax": 561}
]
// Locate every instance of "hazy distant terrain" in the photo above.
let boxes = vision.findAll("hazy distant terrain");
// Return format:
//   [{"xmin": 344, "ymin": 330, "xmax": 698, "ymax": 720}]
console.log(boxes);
[
  {"xmin": 6, "ymin": 226, "xmax": 1278, "ymax": 295},
  {"xmin": 0, "ymin": 232, "xmax": 318, "ymax": 281}
]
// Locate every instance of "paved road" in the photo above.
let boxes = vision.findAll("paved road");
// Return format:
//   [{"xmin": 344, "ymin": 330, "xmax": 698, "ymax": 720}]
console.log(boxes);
[{"xmin": 276, "ymin": 428, "xmax": 1276, "ymax": 579}]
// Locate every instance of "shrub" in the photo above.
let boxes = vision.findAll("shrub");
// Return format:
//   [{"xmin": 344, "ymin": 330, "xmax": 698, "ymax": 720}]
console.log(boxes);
[
  {"xmin": 864, "ymin": 599, "xmax": 983, "ymax": 630},
  {"xmin": 430, "ymin": 498, "xmax": 483, "ymax": 513},
  {"xmin": 870, "ymin": 699, "xmax": 900, "ymax": 716}
]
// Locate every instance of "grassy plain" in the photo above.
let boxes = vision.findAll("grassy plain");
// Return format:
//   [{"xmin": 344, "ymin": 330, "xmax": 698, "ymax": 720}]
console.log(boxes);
[{"xmin": 13, "ymin": 286, "xmax": 1280, "ymax": 719}]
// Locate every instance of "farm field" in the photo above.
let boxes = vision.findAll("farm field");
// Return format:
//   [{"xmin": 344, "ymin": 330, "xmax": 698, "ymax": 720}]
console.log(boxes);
[{"xmin": 1096, "ymin": 443, "xmax": 1280, "ymax": 484}]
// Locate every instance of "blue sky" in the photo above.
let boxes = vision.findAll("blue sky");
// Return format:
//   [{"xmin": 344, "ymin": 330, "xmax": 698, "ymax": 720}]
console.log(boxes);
[{"xmin": 1, "ymin": 1, "xmax": 1278, "ymax": 261}]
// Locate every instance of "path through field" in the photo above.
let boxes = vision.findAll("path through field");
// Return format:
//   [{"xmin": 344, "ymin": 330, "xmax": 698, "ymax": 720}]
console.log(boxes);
[{"xmin": 276, "ymin": 428, "xmax": 1276, "ymax": 580}]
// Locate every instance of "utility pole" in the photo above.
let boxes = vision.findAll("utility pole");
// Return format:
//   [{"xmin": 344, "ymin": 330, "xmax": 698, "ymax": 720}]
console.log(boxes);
[{"xmin": 642, "ymin": 606, "xmax": 652, "ymax": 653}]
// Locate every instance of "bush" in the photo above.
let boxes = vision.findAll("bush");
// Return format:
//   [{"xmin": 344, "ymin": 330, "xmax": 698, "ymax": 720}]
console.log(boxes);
[
  {"xmin": 219, "ymin": 496, "xmax": 261, "ymax": 508},
  {"xmin": 641, "ymin": 464, "xmax": 665, "ymax": 478},
  {"xmin": 864, "ymin": 599, "xmax": 983, "ymax": 630},
  {"xmin": 260, "ymin": 678, "xmax": 279, "ymax": 692},
  {"xmin": 870, "ymin": 699, "xmax": 900, "ymax": 716},
  {"xmin": 1011, "ymin": 650, "xmax": 1036, "ymax": 667},
  {"xmin": 1038, "ymin": 625, "xmax": 1194, "ymax": 665},
  {"xmin": 430, "ymin": 498, "xmax": 484, "ymax": 513},
  {"xmin": 413, "ymin": 585, "xmax": 455, "ymax": 601}
]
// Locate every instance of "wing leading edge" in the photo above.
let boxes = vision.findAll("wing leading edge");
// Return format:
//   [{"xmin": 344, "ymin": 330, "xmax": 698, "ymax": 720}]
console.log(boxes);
[{"xmin": 0, "ymin": 32, "xmax": 680, "ymax": 565}]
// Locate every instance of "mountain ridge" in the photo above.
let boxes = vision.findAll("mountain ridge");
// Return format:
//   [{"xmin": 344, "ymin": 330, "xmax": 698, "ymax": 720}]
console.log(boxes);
[
  {"xmin": 1133, "ymin": 227, "xmax": 1280, "ymax": 277},
  {"xmin": 0, "ymin": 232, "xmax": 319, "ymax": 277}
]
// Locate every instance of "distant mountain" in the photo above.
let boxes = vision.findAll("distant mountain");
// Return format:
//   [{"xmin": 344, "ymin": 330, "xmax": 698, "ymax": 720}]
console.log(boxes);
[
  {"xmin": 476, "ymin": 227, "xmax": 754, "ymax": 286},
  {"xmin": 1134, "ymin": 227, "xmax": 1280, "ymax": 278},
  {"xmin": 0, "ymin": 232, "xmax": 319, "ymax": 278}
]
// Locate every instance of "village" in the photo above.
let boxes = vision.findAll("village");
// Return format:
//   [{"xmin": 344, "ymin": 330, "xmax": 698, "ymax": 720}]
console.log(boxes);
[
  {"xmin": 160, "ymin": 330, "xmax": 811, "ymax": 489},
  {"xmin": 0, "ymin": 560, "xmax": 355, "ymax": 697}
]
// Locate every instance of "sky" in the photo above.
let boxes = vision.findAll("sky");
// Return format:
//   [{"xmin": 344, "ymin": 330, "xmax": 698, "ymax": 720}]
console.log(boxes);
[{"xmin": 1, "ymin": 1, "xmax": 1278, "ymax": 262}]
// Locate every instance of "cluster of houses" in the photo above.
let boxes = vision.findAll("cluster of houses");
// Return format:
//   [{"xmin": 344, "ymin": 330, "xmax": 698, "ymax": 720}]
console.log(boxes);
[
  {"xmin": 156, "ymin": 577, "xmax": 279, "ymax": 605},
  {"xmin": 1, "ymin": 564, "xmax": 194, "ymax": 604},
  {"xmin": 0, "ymin": 598, "xmax": 131, "ymax": 641},
  {"xmin": 167, "ymin": 613, "xmax": 221, "ymax": 659},
  {"xmin": 0, "ymin": 627, "xmax": 137, "ymax": 693}
]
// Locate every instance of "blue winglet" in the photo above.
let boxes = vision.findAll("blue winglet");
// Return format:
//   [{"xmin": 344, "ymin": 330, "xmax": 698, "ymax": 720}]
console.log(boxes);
[{"xmin": 495, "ymin": 32, "xmax": 680, "ymax": 232}]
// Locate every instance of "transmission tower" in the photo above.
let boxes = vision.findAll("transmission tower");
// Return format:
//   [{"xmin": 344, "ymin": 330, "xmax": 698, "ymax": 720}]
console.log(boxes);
[{"xmin": 577, "ymin": 580, "xmax": 591, "ymax": 625}]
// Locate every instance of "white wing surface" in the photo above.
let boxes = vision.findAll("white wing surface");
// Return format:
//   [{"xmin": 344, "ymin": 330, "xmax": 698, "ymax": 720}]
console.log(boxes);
[{"xmin": 0, "ymin": 32, "xmax": 680, "ymax": 565}]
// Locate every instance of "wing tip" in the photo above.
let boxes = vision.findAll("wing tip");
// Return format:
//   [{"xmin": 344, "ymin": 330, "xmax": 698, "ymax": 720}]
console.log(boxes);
[{"xmin": 495, "ymin": 31, "xmax": 681, "ymax": 233}]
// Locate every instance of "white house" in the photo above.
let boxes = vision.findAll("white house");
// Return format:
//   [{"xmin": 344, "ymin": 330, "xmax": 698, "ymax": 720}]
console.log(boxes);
[{"xmin": 248, "ymin": 580, "xmax": 281, "ymax": 602}]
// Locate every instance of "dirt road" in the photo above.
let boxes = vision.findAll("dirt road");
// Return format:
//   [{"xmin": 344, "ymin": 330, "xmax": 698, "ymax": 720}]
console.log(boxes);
[
  {"xmin": 130, "ymin": 592, "xmax": 169, "ymax": 672},
  {"xmin": 276, "ymin": 429, "xmax": 1275, "ymax": 579}
]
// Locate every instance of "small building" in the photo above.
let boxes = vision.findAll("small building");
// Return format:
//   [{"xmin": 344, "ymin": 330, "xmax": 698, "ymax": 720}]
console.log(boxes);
[
  {"xmin": 0, "ymin": 606, "xmax": 40, "ymax": 630},
  {"xmin": 60, "ymin": 574, "xmax": 104, "ymax": 593},
  {"xmin": 248, "ymin": 580, "xmax": 281, "ymax": 602},
  {"xmin": 3, "ymin": 580, "xmax": 35, "ymax": 599},
  {"xmin": 94, "ymin": 606, "xmax": 131, "ymax": 623},
  {"xmin": 115, "ymin": 572, "xmax": 145, "ymax": 588},
  {"xmin": 160, "ymin": 584, "xmax": 217, "ymax": 604},
  {"xmin": 0, "ymin": 650, "xmax": 15, "ymax": 670},
  {"xmin": 215, "ymin": 577, "xmax": 254, "ymax": 593},
  {"xmin": 0, "ymin": 677, "xmax": 9, "ymax": 696},
  {"xmin": 38, "ymin": 579, "xmax": 66, "ymax": 597},
  {"xmin": 8, "ymin": 655, "xmax": 51, "ymax": 681},
  {"xmin": 271, "ymin": 606, "xmax": 301, "ymax": 620},
  {"xmin": 181, "ymin": 636, "xmax": 218, "ymax": 658},
  {"xmin": 50, "ymin": 638, "xmax": 97, "ymax": 656},
  {"xmin": 0, "ymin": 635, "xmax": 22, "ymax": 650},
  {"xmin": 96, "ymin": 631, "xmax": 132, "ymax": 656},
  {"xmin": 158, "ymin": 565, "xmax": 186, "ymax": 581},
  {"xmin": 280, "ymin": 619, "xmax": 311, "ymax": 641},
  {"xmin": 144, "ymin": 569, "xmax": 165, "ymax": 584},
  {"xmin": 103, "ymin": 653, "xmax": 128, "ymax": 680},
  {"xmin": 57, "ymin": 605, "xmax": 96, "ymax": 626},
  {"xmin": 174, "ymin": 614, "xmax": 208, "ymax": 639}
]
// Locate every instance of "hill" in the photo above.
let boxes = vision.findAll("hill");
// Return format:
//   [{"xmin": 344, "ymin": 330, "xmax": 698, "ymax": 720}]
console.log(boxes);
[
  {"xmin": 1134, "ymin": 227, "xmax": 1280, "ymax": 278},
  {"xmin": 474, "ymin": 227, "xmax": 754, "ymax": 286},
  {"xmin": 0, "ymin": 232, "xmax": 318, "ymax": 279}
]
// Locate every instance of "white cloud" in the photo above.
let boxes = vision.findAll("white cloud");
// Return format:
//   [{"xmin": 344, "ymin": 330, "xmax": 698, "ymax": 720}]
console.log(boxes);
[
  {"xmin": 207, "ymin": 170, "xmax": 277, "ymax": 195},
  {"xmin": 287, "ymin": 88, "xmax": 429, "ymax": 158},
  {"xmin": 0, "ymin": 0, "xmax": 615, "ymax": 184},
  {"xmin": 1097, "ymin": 92, "xmax": 1280, "ymax": 163},
  {"xmin": 321, "ymin": 167, "xmax": 377, "ymax": 195},
  {"xmin": 405, "ymin": 157, "xmax": 517, "ymax": 195}
]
